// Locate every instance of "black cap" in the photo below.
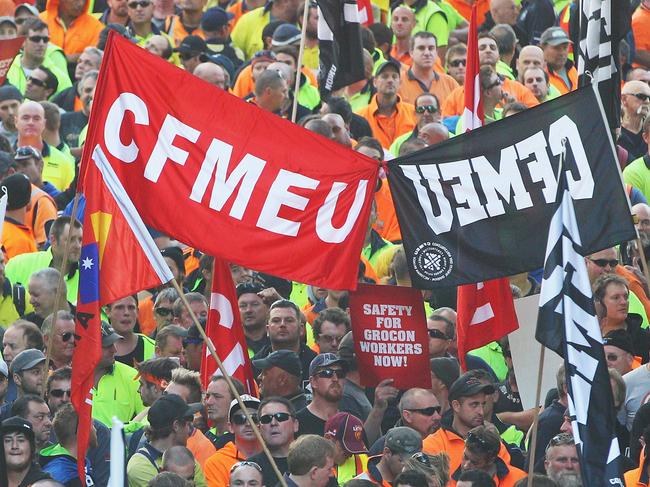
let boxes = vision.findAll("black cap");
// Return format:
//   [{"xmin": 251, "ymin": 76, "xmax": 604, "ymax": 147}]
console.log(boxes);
[
  {"xmin": 174, "ymin": 35, "xmax": 208, "ymax": 54},
  {"xmin": 148, "ymin": 394, "xmax": 202, "ymax": 429},
  {"xmin": 448, "ymin": 373, "xmax": 495, "ymax": 402},
  {"xmin": 252, "ymin": 350, "xmax": 302, "ymax": 378},
  {"xmin": 201, "ymin": 7, "xmax": 233, "ymax": 31},
  {"xmin": 0, "ymin": 85, "xmax": 22, "ymax": 103},
  {"xmin": 1, "ymin": 416, "xmax": 35, "ymax": 441},
  {"xmin": 161, "ymin": 246, "xmax": 185, "ymax": 275},
  {"xmin": 2, "ymin": 173, "xmax": 31, "ymax": 210},
  {"xmin": 205, "ymin": 53, "xmax": 235, "ymax": 81},
  {"xmin": 236, "ymin": 281, "xmax": 264, "ymax": 298},
  {"xmin": 604, "ymin": 329, "xmax": 634, "ymax": 355}
]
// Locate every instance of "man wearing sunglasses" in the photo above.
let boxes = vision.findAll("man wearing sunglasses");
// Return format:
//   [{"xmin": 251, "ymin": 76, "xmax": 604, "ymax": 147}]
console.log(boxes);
[
  {"xmin": 41, "ymin": 311, "xmax": 74, "ymax": 370},
  {"xmin": 204, "ymin": 395, "xmax": 261, "ymax": 487},
  {"xmin": 247, "ymin": 397, "xmax": 299, "ymax": 486},
  {"xmin": 6, "ymin": 18, "xmax": 71, "ymax": 100},
  {"xmin": 390, "ymin": 92, "xmax": 441, "ymax": 156},
  {"xmin": 174, "ymin": 35, "xmax": 211, "ymax": 74},
  {"xmin": 296, "ymin": 353, "xmax": 347, "ymax": 437},
  {"xmin": 620, "ymin": 80, "xmax": 650, "ymax": 160}
]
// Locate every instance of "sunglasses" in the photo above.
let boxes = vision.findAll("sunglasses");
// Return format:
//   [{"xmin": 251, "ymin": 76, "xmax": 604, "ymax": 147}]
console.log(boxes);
[
  {"xmin": 27, "ymin": 77, "xmax": 47, "ymax": 88},
  {"xmin": 448, "ymin": 59, "xmax": 466, "ymax": 67},
  {"xmin": 28, "ymin": 35, "xmax": 49, "ymax": 44},
  {"xmin": 231, "ymin": 413, "xmax": 259, "ymax": 425},
  {"xmin": 427, "ymin": 329, "xmax": 448, "ymax": 340},
  {"xmin": 631, "ymin": 93, "xmax": 650, "ymax": 102},
  {"xmin": 154, "ymin": 307, "xmax": 173, "ymax": 317},
  {"xmin": 411, "ymin": 452, "xmax": 431, "ymax": 466},
  {"xmin": 405, "ymin": 406, "xmax": 441, "ymax": 416},
  {"xmin": 588, "ymin": 258, "xmax": 618, "ymax": 268},
  {"xmin": 315, "ymin": 368, "xmax": 346, "ymax": 379},
  {"xmin": 59, "ymin": 332, "xmax": 75, "ymax": 342},
  {"xmin": 259, "ymin": 412, "xmax": 293, "ymax": 424},
  {"xmin": 179, "ymin": 52, "xmax": 199, "ymax": 61},
  {"xmin": 15, "ymin": 146, "xmax": 41, "ymax": 159},
  {"xmin": 606, "ymin": 353, "xmax": 620, "ymax": 361},
  {"xmin": 49, "ymin": 388, "xmax": 71, "ymax": 398},
  {"xmin": 416, "ymin": 104, "xmax": 438, "ymax": 114},
  {"xmin": 230, "ymin": 461, "xmax": 262, "ymax": 474},
  {"xmin": 128, "ymin": 0, "xmax": 151, "ymax": 7}
]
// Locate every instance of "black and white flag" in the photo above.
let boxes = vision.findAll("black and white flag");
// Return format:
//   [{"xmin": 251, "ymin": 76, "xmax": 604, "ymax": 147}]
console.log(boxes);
[
  {"xmin": 317, "ymin": 0, "xmax": 365, "ymax": 99},
  {"xmin": 577, "ymin": 0, "xmax": 631, "ymax": 129},
  {"xmin": 535, "ymin": 176, "xmax": 623, "ymax": 486},
  {"xmin": 387, "ymin": 85, "xmax": 636, "ymax": 289}
]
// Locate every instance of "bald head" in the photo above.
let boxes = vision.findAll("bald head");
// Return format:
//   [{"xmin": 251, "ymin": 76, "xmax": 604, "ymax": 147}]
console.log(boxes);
[
  {"xmin": 16, "ymin": 100, "xmax": 45, "ymax": 138},
  {"xmin": 267, "ymin": 62, "xmax": 293, "ymax": 81},
  {"xmin": 193, "ymin": 63, "xmax": 228, "ymax": 90},
  {"xmin": 18, "ymin": 100, "xmax": 44, "ymax": 117},
  {"xmin": 627, "ymin": 68, "xmax": 650, "ymax": 84},
  {"xmin": 418, "ymin": 122, "xmax": 449, "ymax": 146},
  {"xmin": 622, "ymin": 80, "xmax": 650, "ymax": 96},
  {"xmin": 393, "ymin": 5, "xmax": 414, "ymax": 19},
  {"xmin": 517, "ymin": 45, "xmax": 545, "ymax": 81},
  {"xmin": 490, "ymin": 0, "xmax": 517, "ymax": 25}
]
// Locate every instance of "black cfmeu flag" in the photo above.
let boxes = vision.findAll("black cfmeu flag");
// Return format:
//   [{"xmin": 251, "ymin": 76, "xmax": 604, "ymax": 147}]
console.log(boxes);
[
  {"xmin": 536, "ymin": 177, "xmax": 623, "ymax": 486},
  {"xmin": 387, "ymin": 84, "xmax": 636, "ymax": 289},
  {"xmin": 577, "ymin": 0, "xmax": 631, "ymax": 130},
  {"xmin": 317, "ymin": 0, "xmax": 365, "ymax": 99}
]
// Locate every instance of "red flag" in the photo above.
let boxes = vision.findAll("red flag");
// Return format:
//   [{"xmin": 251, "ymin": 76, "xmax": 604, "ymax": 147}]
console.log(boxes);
[
  {"xmin": 201, "ymin": 257, "xmax": 257, "ymax": 395},
  {"xmin": 72, "ymin": 144, "xmax": 173, "ymax": 484},
  {"xmin": 80, "ymin": 32, "xmax": 378, "ymax": 291},
  {"xmin": 456, "ymin": 279, "xmax": 519, "ymax": 371},
  {"xmin": 0, "ymin": 37, "xmax": 25, "ymax": 84},
  {"xmin": 462, "ymin": 3, "xmax": 483, "ymax": 132},
  {"xmin": 357, "ymin": 0, "xmax": 373, "ymax": 26}
]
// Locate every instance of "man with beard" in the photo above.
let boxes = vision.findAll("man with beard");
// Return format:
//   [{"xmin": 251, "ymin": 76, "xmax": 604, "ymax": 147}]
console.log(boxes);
[
  {"xmin": 543, "ymin": 433, "xmax": 581, "ymax": 486},
  {"xmin": 619, "ymin": 81, "xmax": 650, "ymax": 161},
  {"xmin": 296, "ymin": 353, "xmax": 347, "ymax": 436},
  {"xmin": 237, "ymin": 282, "xmax": 270, "ymax": 356},
  {"xmin": 0, "ymin": 86, "xmax": 22, "ymax": 145},
  {"xmin": 252, "ymin": 299, "xmax": 316, "ymax": 383}
]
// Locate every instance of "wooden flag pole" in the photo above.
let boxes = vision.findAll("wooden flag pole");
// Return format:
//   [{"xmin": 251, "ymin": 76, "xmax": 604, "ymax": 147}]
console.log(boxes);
[
  {"xmin": 526, "ymin": 346, "xmax": 546, "ymax": 487},
  {"xmin": 42, "ymin": 192, "xmax": 81, "ymax": 396},
  {"xmin": 291, "ymin": 1, "xmax": 311, "ymax": 123},
  {"xmin": 169, "ymin": 279, "xmax": 288, "ymax": 487}
]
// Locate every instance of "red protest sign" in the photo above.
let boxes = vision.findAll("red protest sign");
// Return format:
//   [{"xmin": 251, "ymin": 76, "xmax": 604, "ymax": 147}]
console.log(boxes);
[
  {"xmin": 79, "ymin": 33, "xmax": 378, "ymax": 290},
  {"xmin": 0, "ymin": 37, "xmax": 25, "ymax": 84},
  {"xmin": 349, "ymin": 284, "xmax": 430, "ymax": 389}
]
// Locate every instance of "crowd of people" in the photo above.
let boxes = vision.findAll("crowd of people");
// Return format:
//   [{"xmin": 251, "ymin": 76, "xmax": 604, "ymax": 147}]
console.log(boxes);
[{"xmin": 0, "ymin": 0, "xmax": 648, "ymax": 486}]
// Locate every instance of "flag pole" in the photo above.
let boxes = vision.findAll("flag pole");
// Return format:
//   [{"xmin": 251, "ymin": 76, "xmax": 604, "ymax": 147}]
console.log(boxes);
[
  {"xmin": 634, "ymin": 233, "xmax": 650, "ymax": 290},
  {"xmin": 169, "ymin": 279, "xmax": 288, "ymax": 487},
  {"xmin": 42, "ymin": 192, "xmax": 81, "ymax": 396},
  {"xmin": 526, "ymin": 345, "xmax": 546, "ymax": 487},
  {"xmin": 291, "ymin": 1, "xmax": 310, "ymax": 123}
]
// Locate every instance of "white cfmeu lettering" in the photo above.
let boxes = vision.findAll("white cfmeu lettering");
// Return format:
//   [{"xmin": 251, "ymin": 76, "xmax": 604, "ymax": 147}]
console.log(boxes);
[{"xmin": 103, "ymin": 93, "xmax": 371, "ymax": 242}]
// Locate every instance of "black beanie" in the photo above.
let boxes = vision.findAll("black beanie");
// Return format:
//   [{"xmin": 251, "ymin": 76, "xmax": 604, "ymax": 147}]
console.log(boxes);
[{"xmin": 2, "ymin": 173, "xmax": 31, "ymax": 210}]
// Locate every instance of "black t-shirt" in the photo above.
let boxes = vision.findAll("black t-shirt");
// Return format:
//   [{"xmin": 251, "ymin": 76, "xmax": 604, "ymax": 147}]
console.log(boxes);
[
  {"xmin": 619, "ymin": 127, "xmax": 648, "ymax": 161},
  {"xmin": 494, "ymin": 379, "xmax": 522, "ymax": 414},
  {"xmin": 296, "ymin": 408, "xmax": 326, "ymax": 436},
  {"xmin": 115, "ymin": 335, "xmax": 145, "ymax": 368},
  {"xmin": 248, "ymin": 453, "xmax": 288, "ymax": 487}
]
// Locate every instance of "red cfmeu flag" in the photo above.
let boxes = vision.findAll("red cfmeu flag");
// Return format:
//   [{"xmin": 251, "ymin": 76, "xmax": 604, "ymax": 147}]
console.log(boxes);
[
  {"xmin": 462, "ymin": 3, "xmax": 483, "ymax": 132},
  {"xmin": 81, "ymin": 32, "xmax": 378, "ymax": 291},
  {"xmin": 201, "ymin": 257, "xmax": 257, "ymax": 394},
  {"xmin": 456, "ymin": 279, "xmax": 519, "ymax": 371},
  {"xmin": 0, "ymin": 37, "xmax": 25, "ymax": 84},
  {"xmin": 72, "ymin": 145, "xmax": 173, "ymax": 485}
]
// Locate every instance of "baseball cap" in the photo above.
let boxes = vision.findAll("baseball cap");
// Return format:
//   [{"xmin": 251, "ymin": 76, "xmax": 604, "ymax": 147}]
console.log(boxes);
[
  {"xmin": 385, "ymin": 426, "xmax": 422, "ymax": 455},
  {"xmin": 201, "ymin": 7, "xmax": 233, "ymax": 31},
  {"xmin": 9, "ymin": 349, "xmax": 45, "ymax": 375},
  {"xmin": 148, "ymin": 394, "xmax": 202, "ymax": 429},
  {"xmin": 448, "ymin": 373, "xmax": 496, "ymax": 402},
  {"xmin": 15, "ymin": 3, "xmax": 39, "ymax": 16},
  {"xmin": 174, "ymin": 35, "xmax": 208, "ymax": 54},
  {"xmin": 0, "ymin": 85, "xmax": 23, "ymax": 103},
  {"xmin": 101, "ymin": 322, "xmax": 123, "ymax": 347},
  {"xmin": 236, "ymin": 281, "xmax": 264, "ymax": 299},
  {"xmin": 14, "ymin": 145, "xmax": 41, "ymax": 161},
  {"xmin": 0, "ymin": 16, "xmax": 16, "ymax": 28},
  {"xmin": 309, "ymin": 353, "xmax": 347, "ymax": 377},
  {"xmin": 252, "ymin": 350, "xmax": 302, "ymax": 378},
  {"xmin": 374, "ymin": 59, "xmax": 401, "ymax": 77},
  {"xmin": 325, "ymin": 412, "xmax": 368, "ymax": 454},
  {"xmin": 603, "ymin": 329, "xmax": 634, "ymax": 355},
  {"xmin": 205, "ymin": 53, "xmax": 236, "ymax": 81},
  {"xmin": 0, "ymin": 358, "xmax": 8, "ymax": 378},
  {"xmin": 271, "ymin": 24, "xmax": 301, "ymax": 47},
  {"xmin": 228, "ymin": 394, "xmax": 261, "ymax": 420},
  {"xmin": 540, "ymin": 26, "xmax": 572, "ymax": 46},
  {"xmin": 429, "ymin": 357, "xmax": 461, "ymax": 390},
  {"xmin": 2, "ymin": 173, "xmax": 31, "ymax": 211},
  {"xmin": 161, "ymin": 246, "xmax": 185, "ymax": 275},
  {"xmin": 1, "ymin": 416, "xmax": 35, "ymax": 440}
]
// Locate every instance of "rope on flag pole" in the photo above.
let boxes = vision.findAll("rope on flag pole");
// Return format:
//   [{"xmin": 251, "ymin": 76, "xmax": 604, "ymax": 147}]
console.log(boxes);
[{"xmin": 292, "ymin": 1, "xmax": 311, "ymax": 123}]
